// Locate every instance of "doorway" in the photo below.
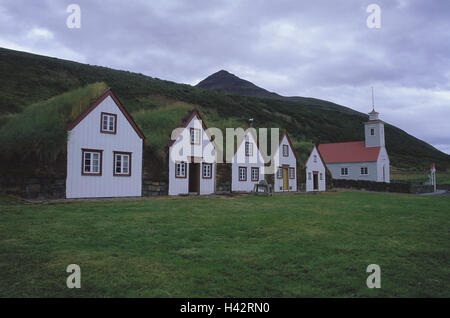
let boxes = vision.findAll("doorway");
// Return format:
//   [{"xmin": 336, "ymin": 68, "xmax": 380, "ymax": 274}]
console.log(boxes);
[
  {"xmin": 189, "ymin": 162, "xmax": 200, "ymax": 194},
  {"xmin": 313, "ymin": 171, "xmax": 319, "ymax": 191},
  {"xmin": 283, "ymin": 167, "xmax": 289, "ymax": 191}
]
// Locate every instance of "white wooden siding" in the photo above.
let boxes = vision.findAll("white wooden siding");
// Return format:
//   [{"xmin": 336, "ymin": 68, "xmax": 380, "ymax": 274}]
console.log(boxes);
[
  {"xmin": 273, "ymin": 134, "xmax": 297, "ymax": 192},
  {"xmin": 305, "ymin": 146, "xmax": 326, "ymax": 192},
  {"xmin": 168, "ymin": 115, "xmax": 216, "ymax": 195},
  {"xmin": 231, "ymin": 131, "xmax": 265, "ymax": 192},
  {"xmin": 66, "ymin": 96, "xmax": 143, "ymax": 198}
]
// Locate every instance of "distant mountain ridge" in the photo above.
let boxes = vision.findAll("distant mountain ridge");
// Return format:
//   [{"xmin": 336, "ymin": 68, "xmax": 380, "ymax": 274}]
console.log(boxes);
[{"xmin": 196, "ymin": 70, "xmax": 360, "ymax": 114}]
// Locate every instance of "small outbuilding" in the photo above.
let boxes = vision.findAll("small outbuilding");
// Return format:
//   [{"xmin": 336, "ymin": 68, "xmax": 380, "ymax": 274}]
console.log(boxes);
[
  {"xmin": 305, "ymin": 145, "xmax": 326, "ymax": 192},
  {"xmin": 168, "ymin": 110, "xmax": 217, "ymax": 195},
  {"xmin": 231, "ymin": 128, "xmax": 265, "ymax": 192},
  {"xmin": 273, "ymin": 130, "xmax": 298, "ymax": 192}
]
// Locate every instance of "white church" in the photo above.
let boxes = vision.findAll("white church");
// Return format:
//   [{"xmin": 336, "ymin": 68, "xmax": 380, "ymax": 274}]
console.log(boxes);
[{"xmin": 318, "ymin": 108, "xmax": 390, "ymax": 183}]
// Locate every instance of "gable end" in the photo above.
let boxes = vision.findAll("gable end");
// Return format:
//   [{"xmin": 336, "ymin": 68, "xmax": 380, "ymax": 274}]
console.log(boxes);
[{"xmin": 67, "ymin": 88, "xmax": 145, "ymax": 139}]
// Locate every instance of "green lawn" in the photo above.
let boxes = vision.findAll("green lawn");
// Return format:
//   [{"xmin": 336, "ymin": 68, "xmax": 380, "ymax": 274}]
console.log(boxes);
[{"xmin": 0, "ymin": 192, "xmax": 449, "ymax": 297}]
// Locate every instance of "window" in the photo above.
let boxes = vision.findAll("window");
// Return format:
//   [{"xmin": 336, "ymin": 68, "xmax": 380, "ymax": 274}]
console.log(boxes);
[
  {"xmin": 175, "ymin": 162, "xmax": 186, "ymax": 178},
  {"xmin": 101, "ymin": 112, "xmax": 117, "ymax": 134},
  {"xmin": 276, "ymin": 167, "xmax": 283, "ymax": 179},
  {"xmin": 245, "ymin": 142, "xmax": 253, "ymax": 156},
  {"xmin": 114, "ymin": 152, "xmax": 131, "ymax": 176},
  {"xmin": 239, "ymin": 166, "xmax": 247, "ymax": 181},
  {"xmin": 320, "ymin": 173, "xmax": 323, "ymax": 180},
  {"xmin": 190, "ymin": 128, "xmax": 201, "ymax": 145},
  {"xmin": 81, "ymin": 149, "xmax": 102, "ymax": 176},
  {"xmin": 282, "ymin": 144, "xmax": 289, "ymax": 157},
  {"xmin": 251, "ymin": 167, "xmax": 259, "ymax": 181},
  {"xmin": 370, "ymin": 128, "xmax": 374, "ymax": 136},
  {"xmin": 289, "ymin": 167, "xmax": 295, "ymax": 179},
  {"xmin": 202, "ymin": 163, "xmax": 212, "ymax": 179},
  {"xmin": 313, "ymin": 155, "xmax": 317, "ymax": 163},
  {"xmin": 341, "ymin": 167, "xmax": 349, "ymax": 176},
  {"xmin": 361, "ymin": 167, "xmax": 368, "ymax": 175},
  {"xmin": 308, "ymin": 172, "xmax": 312, "ymax": 180}
]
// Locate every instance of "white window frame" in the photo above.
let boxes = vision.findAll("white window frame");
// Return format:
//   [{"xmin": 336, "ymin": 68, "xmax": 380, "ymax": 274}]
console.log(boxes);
[
  {"xmin": 82, "ymin": 149, "xmax": 102, "ymax": 175},
  {"xmin": 360, "ymin": 166, "xmax": 369, "ymax": 175},
  {"xmin": 101, "ymin": 112, "xmax": 116, "ymax": 133},
  {"xmin": 202, "ymin": 163, "xmax": 212, "ymax": 179},
  {"xmin": 175, "ymin": 162, "xmax": 186, "ymax": 178},
  {"xmin": 239, "ymin": 166, "xmax": 247, "ymax": 181},
  {"xmin": 251, "ymin": 167, "xmax": 259, "ymax": 182},
  {"xmin": 114, "ymin": 152, "xmax": 131, "ymax": 176},
  {"xmin": 289, "ymin": 167, "xmax": 295, "ymax": 179},
  {"xmin": 245, "ymin": 142, "xmax": 253, "ymax": 156},
  {"xmin": 277, "ymin": 167, "xmax": 283, "ymax": 179},
  {"xmin": 341, "ymin": 167, "xmax": 349, "ymax": 176},
  {"xmin": 190, "ymin": 128, "xmax": 201, "ymax": 145},
  {"xmin": 282, "ymin": 144, "xmax": 289, "ymax": 157}
]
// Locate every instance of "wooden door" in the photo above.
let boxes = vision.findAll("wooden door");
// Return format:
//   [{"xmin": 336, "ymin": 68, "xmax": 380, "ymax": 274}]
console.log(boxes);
[
  {"xmin": 283, "ymin": 168, "xmax": 289, "ymax": 191},
  {"xmin": 189, "ymin": 163, "xmax": 200, "ymax": 194},
  {"xmin": 313, "ymin": 172, "xmax": 319, "ymax": 190}
]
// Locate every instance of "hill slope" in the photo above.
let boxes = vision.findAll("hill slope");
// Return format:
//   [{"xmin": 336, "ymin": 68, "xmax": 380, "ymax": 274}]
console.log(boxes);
[
  {"xmin": 196, "ymin": 70, "xmax": 360, "ymax": 114},
  {"xmin": 0, "ymin": 47, "xmax": 449, "ymax": 172}
]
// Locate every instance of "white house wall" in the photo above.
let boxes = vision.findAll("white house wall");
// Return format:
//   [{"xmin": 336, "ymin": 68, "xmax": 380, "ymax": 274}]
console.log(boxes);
[
  {"xmin": 273, "ymin": 135, "xmax": 297, "ymax": 192},
  {"xmin": 326, "ymin": 161, "xmax": 378, "ymax": 182},
  {"xmin": 231, "ymin": 131, "xmax": 265, "ymax": 192},
  {"xmin": 168, "ymin": 115, "xmax": 216, "ymax": 195},
  {"xmin": 377, "ymin": 147, "xmax": 390, "ymax": 182},
  {"xmin": 305, "ymin": 146, "xmax": 326, "ymax": 192},
  {"xmin": 66, "ymin": 96, "xmax": 143, "ymax": 198}
]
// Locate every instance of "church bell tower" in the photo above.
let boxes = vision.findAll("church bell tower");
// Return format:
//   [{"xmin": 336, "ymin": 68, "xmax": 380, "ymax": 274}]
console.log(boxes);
[{"xmin": 364, "ymin": 108, "xmax": 385, "ymax": 148}]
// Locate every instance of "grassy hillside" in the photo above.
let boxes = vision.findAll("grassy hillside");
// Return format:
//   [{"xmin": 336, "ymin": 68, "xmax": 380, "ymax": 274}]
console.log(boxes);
[{"xmin": 0, "ymin": 47, "xmax": 448, "ymax": 172}]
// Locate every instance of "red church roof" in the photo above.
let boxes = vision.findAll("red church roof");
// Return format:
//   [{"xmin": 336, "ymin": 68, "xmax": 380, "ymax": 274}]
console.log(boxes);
[{"xmin": 318, "ymin": 141, "xmax": 380, "ymax": 163}]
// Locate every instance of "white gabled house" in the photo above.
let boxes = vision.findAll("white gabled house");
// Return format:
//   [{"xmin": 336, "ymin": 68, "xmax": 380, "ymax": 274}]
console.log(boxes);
[
  {"xmin": 168, "ymin": 111, "xmax": 217, "ymax": 196},
  {"xmin": 66, "ymin": 88, "xmax": 145, "ymax": 198},
  {"xmin": 273, "ymin": 130, "xmax": 298, "ymax": 192},
  {"xmin": 231, "ymin": 129, "xmax": 265, "ymax": 192},
  {"xmin": 305, "ymin": 145, "xmax": 326, "ymax": 192}
]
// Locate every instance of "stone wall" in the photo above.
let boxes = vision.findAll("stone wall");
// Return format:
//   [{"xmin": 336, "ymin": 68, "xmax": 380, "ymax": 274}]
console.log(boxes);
[
  {"xmin": 437, "ymin": 184, "xmax": 450, "ymax": 191},
  {"xmin": 0, "ymin": 176, "xmax": 66, "ymax": 199},
  {"xmin": 332, "ymin": 179, "xmax": 434, "ymax": 194},
  {"xmin": 142, "ymin": 167, "xmax": 168, "ymax": 196},
  {"xmin": 216, "ymin": 163, "xmax": 231, "ymax": 194}
]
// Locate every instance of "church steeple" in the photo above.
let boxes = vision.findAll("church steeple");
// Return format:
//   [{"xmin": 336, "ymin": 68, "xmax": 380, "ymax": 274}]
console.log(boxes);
[{"xmin": 364, "ymin": 88, "xmax": 385, "ymax": 148}]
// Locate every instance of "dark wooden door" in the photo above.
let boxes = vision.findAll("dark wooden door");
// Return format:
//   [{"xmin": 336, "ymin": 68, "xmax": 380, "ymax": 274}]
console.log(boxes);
[
  {"xmin": 189, "ymin": 163, "xmax": 200, "ymax": 193},
  {"xmin": 313, "ymin": 172, "xmax": 319, "ymax": 190}
]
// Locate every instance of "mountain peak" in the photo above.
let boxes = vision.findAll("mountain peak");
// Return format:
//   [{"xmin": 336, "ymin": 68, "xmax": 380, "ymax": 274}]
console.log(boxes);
[{"xmin": 196, "ymin": 70, "xmax": 281, "ymax": 99}]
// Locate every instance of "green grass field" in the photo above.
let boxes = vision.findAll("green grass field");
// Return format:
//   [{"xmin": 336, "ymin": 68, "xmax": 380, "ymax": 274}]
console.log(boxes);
[
  {"xmin": 0, "ymin": 192, "xmax": 449, "ymax": 297},
  {"xmin": 391, "ymin": 171, "xmax": 450, "ymax": 184}
]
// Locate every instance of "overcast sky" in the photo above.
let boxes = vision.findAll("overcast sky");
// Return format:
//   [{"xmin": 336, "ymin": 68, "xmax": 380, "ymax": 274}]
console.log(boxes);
[{"xmin": 1, "ymin": 0, "xmax": 449, "ymax": 154}]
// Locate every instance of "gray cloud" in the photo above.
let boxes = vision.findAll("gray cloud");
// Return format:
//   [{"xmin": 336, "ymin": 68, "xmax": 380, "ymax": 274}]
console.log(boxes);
[{"xmin": 0, "ymin": 0, "xmax": 449, "ymax": 154}]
